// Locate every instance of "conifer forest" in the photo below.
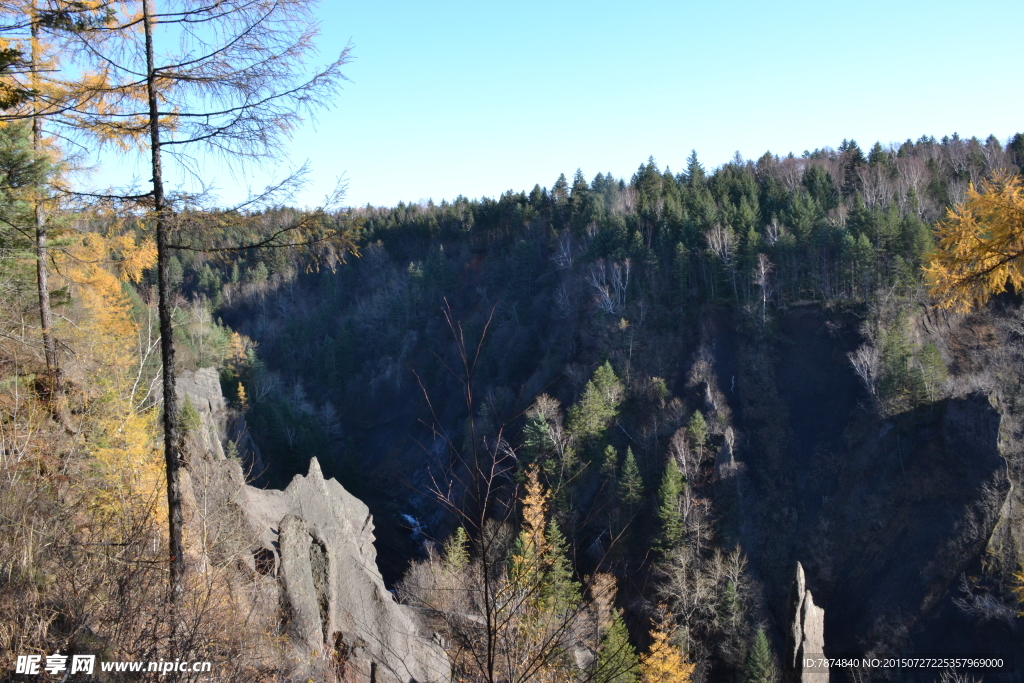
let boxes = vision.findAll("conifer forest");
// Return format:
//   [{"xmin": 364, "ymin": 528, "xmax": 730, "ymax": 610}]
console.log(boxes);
[{"xmin": 1, "ymin": 2, "xmax": 1024, "ymax": 682}]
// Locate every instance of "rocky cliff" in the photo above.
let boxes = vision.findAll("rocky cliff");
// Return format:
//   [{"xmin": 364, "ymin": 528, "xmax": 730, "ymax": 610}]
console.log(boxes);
[{"xmin": 176, "ymin": 368, "xmax": 449, "ymax": 683}]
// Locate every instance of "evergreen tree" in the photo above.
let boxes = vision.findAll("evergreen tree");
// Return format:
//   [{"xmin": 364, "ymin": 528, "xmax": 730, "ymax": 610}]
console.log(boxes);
[
  {"xmin": 552, "ymin": 172, "xmax": 570, "ymax": 204},
  {"xmin": 744, "ymin": 628, "xmax": 779, "ymax": 683},
  {"xmin": 601, "ymin": 444, "xmax": 620, "ymax": 481},
  {"xmin": 655, "ymin": 456, "xmax": 684, "ymax": 553},
  {"xmin": 801, "ymin": 165, "xmax": 839, "ymax": 212},
  {"xmin": 568, "ymin": 361, "xmax": 623, "ymax": 446},
  {"xmin": 878, "ymin": 312, "xmax": 926, "ymax": 412},
  {"xmin": 685, "ymin": 150, "xmax": 706, "ymax": 187},
  {"xmin": 687, "ymin": 411, "xmax": 709, "ymax": 459},
  {"xmin": 1009, "ymin": 133, "xmax": 1024, "ymax": 173},
  {"xmin": 595, "ymin": 611, "xmax": 640, "ymax": 683},
  {"xmin": 619, "ymin": 447, "xmax": 644, "ymax": 516}
]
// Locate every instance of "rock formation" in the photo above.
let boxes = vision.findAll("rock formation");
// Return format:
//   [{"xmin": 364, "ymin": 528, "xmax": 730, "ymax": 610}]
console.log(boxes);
[
  {"xmin": 176, "ymin": 369, "xmax": 449, "ymax": 683},
  {"xmin": 177, "ymin": 367, "xmax": 266, "ymax": 477},
  {"xmin": 785, "ymin": 562, "xmax": 827, "ymax": 683}
]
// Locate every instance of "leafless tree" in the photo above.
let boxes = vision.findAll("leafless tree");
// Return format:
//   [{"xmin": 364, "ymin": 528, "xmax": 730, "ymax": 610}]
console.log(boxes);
[
  {"xmin": 586, "ymin": 259, "xmax": 630, "ymax": 314},
  {"xmin": 754, "ymin": 253, "xmax": 773, "ymax": 324},
  {"xmin": 848, "ymin": 343, "xmax": 881, "ymax": 398},
  {"xmin": 705, "ymin": 223, "xmax": 737, "ymax": 299},
  {"xmin": 553, "ymin": 231, "xmax": 578, "ymax": 270},
  {"xmin": 404, "ymin": 305, "xmax": 627, "ymax": 683}
]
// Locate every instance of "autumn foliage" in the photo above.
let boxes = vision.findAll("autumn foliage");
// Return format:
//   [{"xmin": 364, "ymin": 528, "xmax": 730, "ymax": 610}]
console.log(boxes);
[
  {"xmin": 639, "ymin": 610, "xmax": 695, "ymax": 683},
  {"xmin": 925, "ymin": 172, "xmax": 1024, "ymax": 312}
]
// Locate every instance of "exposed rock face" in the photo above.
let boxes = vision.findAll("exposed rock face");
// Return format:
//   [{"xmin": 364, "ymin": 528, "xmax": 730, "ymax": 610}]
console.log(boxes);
[
  {"xmin": 177, "ymin": 369, "xmax": 449, "ymax": 683},
  {"xmin": 177, "ymin": 367, "xmax": 229, "ymax": 460},
  {"xmin": 714, "ymin": 426, "xmax": 738, "ymax": 478},
  {"xmin": 178, "ymin": 367, "xmax": 266, "ymax": 477},
  {"xmin": 785, "ymin": 562, "xmax": 827, "ymax": 683},
  {"xmin": 249, "ymin": 460, "xmax": 449, "ymax": 683}
]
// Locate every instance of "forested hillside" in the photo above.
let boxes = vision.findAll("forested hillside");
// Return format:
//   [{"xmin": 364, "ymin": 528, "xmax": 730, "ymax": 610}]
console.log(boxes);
[
  {"xmin": 3, "ymin": 122, "xmax": 1024, "ymax": 682},
  {"xmin": 189, "ymin": 134, "xmax": 1023, "ymax": 680}
]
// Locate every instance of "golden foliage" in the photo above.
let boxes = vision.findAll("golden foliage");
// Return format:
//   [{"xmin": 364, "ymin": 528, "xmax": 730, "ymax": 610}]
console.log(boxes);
[
  {"xmin": 640, "ymin": 610, "xmax": 695, "ymax": 683},
  {"xmin": 55, "ymin": 230, "xmax": 163, "ymax": 523},
  {"xmin": 1014, "ymin": 567, "xmax": 1024, "ymax": 617},
  {"xmin": 515, "ymin": 465, "xmax": 552, "ymax": 563},
  {"xmin": 0, "ymin": 223, "xmax": 283, "ymax": 679},
  {"xmin": 924, "ymin": 173, "xmax": 1024, "ymax": 313}
]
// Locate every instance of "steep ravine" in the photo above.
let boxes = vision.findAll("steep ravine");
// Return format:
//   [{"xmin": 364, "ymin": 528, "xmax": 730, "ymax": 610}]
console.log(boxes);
[
  {"xmin": 717, "ymin": 306, "xmax": 1017, "ymax": 681},
  {"xmin": 235, "ymin": 280, "xmax": 1021, "ymax": 680}
]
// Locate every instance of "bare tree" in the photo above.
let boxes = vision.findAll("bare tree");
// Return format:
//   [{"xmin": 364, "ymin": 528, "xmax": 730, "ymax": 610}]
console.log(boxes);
[
  {"xmin": 753, "ymin": 253, "xmax": 773, "ymax": 324},
  {"xmin": 705, "ymin": 223, "xmax": 737, "ymax": 299},
  {"xmin": 586, "ymin": 258, "xmax": 630, "ymax": 314},
  {"xmin": 848, "ymin": 343, "xmax": 881, "ymax": 399}
]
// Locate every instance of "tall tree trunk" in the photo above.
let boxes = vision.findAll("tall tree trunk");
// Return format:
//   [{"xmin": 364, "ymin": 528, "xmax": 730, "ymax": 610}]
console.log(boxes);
[
  {"xmin": 30, "ymin": 9, "xmax": 59, "ymax": 393},
  {"xmin": 142, "ymin": 0, "xmax": 184, "ymax": 601}
]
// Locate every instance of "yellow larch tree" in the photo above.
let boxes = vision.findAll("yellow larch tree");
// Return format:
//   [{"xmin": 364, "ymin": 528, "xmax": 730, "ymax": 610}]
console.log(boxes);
[
  {"xmin": 640, "ymin": 609, "xmax": 695, "ymax": 683},
  {"xmin": 924, "ymin": 172, "xmax": 1024, "ymax": 313},
  {"xmin": 54, "ymin": 227, "xmax": 164, "ymax": 524},
  {"xmin": 499, "ymin": 466, "xmax": 582, "ymax": 683}
]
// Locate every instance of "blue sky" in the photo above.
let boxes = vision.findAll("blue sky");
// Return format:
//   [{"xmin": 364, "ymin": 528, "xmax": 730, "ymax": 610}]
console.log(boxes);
[{"xmin": 97, "ymin": 0, "xmax": 1024, "ymax": 209}]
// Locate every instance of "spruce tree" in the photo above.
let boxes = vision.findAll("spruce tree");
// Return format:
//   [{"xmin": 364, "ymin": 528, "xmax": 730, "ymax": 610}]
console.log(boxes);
[
  {"xmin": 685, "ymin": 150, "xmax": 706, "ymax": 187},
  {"xmin": 619, "ymin": 448, "xmax": 644, "ymax": 516},
  {"xmin": 595, "ymin": 611, "xmax": 639, "ymax": 683},
  {"xmin": 744, "ymin": 628, "xmax": 779, "ymax": 683},
  {"xmin": 602, "ymin": 444, "xmax": 619, "ymax": 481},
  {"xmin": 568, "ymin": 361, "xmax": 622, "ymax": 446},
  {"xmin": 655, "ymin": 456, "xmax": 684, "ymax": 553}
]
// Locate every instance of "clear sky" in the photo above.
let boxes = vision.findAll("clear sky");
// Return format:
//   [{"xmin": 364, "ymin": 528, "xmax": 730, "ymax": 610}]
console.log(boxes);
[{"xmin": 96, "ymin": 0, "xmax": 1024, "ymax": 209}]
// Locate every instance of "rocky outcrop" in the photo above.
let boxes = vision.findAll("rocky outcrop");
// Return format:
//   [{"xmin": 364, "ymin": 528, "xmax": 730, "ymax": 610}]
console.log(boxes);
[
  {"xmin": 177, "ymin": 367, "xmax": 229, "ymax": 460},
  {"xmin": 178, "ymin": 367, "xmax": 266, "ymax": 477},
  {"xmin": 785, "ymin": 562, "xmax": 827, "ymax": 683},
  {"xmin": 247, "ymin": 459, "xmax": 449, "ymax": 683},
  {"xmin": 177, "ymin": 369, "xmax": 449, "ymax": 683}
]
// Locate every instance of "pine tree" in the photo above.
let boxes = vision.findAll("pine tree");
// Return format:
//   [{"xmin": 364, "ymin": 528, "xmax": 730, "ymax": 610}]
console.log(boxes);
[
  {"xmin": 655, "ymin": 456, "xmax": 684, "ymax": 554},
  {"xmin": 744, "ymin": 628, "xmax": 779, "ymax": 683},
  {"xmin": 595, "ymin": 611, "xmax": 639, "ymax": 683}
]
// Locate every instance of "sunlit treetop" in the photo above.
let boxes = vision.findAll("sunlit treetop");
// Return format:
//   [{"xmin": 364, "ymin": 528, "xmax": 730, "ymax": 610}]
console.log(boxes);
[{"xmin": 925, "ymin": 173, "xmax": 1024, "ymax": 313}]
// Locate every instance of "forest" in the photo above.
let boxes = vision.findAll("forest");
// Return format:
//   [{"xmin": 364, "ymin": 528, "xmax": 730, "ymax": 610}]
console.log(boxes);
[{"xmin": 1, "ymin": 2, "xmax": 1024, "ymax": 683}]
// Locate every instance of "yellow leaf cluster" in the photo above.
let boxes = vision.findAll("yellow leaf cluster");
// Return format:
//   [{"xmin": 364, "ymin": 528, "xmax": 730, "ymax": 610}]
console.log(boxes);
[
  {"xmin": 53, "ymin": 230, "xmax": 164, "ymax": 525},
  {"xmin": 519, "ymin": 466, "xmax": 551, "ymax": 558},
  {"xmin": 640, "ymin": 611, "xmax": 695, "ymax": 683},
  {"xmin": 1014, "ymin": 568, "xmax": 1024, "ymax": 618},
  {"xmin": 924, "ymin": 173, "xmax": 1024, "ymax": 313}
]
